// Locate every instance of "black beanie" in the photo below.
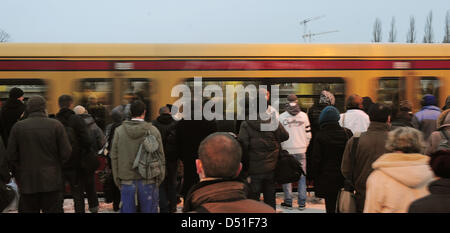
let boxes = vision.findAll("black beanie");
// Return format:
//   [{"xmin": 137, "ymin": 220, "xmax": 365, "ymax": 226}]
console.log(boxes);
[
  {"xmin": 368, "ymin": 103, "xmax": 391, "ymax": 123},
  {"xmin": 9, "ymin": 87, "xmax": 24, "ymax": 99},
  {"xmin": 26, "ymin": 96, "xmax": 47, "ymax": 113}
]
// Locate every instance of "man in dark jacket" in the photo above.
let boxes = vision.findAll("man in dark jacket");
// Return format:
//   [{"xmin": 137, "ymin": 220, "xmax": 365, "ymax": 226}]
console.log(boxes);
[
  {"xmin": 391, "ymin": 100, "xmax": 414, "ymax": 129},
  {"xmin": 56, "ymin": 95, "xmax": 93, "ymax": 213},
  {"xmin": 7, "ymin": 96, "xmax": 72, "ymax": 213},
  {"xmin": 1, "ymin": 87, "xmax": 26, "ymax": 147},
  {"xmin": 412, "ymin": 94, "xmax": 442, "ymax": 141},
  {"xmin": 183, "ymin": 132, "xmax": 275, "ymax": 213},
  {"xmin": 341, "ymin": 103, "xmax": 391, "ymax": 213},
  {"xmin": 408, "ymin": 150, "xmax": 450, "ymax": 213},
  {"xmin": 152, "ymin": 106, "xmax": 178, "ymax": 213},
  {"xmin": 238, "ymin": 107, "xmax": 289, "ymax": 209},
  {"xmin": 175, "ymin": 100, "xmax": 217, "ymax": 199},
  {"xmin": 74, "ymin": 105, "xmax": 104, "ymax": 213}
]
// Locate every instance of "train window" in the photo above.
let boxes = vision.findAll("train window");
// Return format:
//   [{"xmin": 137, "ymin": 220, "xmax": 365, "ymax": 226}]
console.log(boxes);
[
  {"xmin": 184, "ymin": 77, "xmax": 345, "ymax": 132},
  {"xmin": 273, "ymin": 78, "xmax": 345, "ymax": 113},
  {"xmin": 419, "ymin": 77, "xmax": 440, "ymax": 104},
  {"xmin": 0, "ymin": 79, "xmax": 47, "ymax": 103},
  {"xmin": 120, "ymin": 78, "xmax": 152, "ymax": 121},
  {"xmin": 75, "ymin": 78, "xmax": 112, "ymax": 130},
  {"xmin": 377, "ymin": 77, "xmax": 406, "ymax": 106}
]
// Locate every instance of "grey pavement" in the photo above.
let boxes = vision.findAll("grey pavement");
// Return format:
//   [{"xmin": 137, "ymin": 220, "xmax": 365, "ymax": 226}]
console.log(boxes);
[{"xmin": 5, "ymin": 192, "xmax": 326, "ymax": 213}]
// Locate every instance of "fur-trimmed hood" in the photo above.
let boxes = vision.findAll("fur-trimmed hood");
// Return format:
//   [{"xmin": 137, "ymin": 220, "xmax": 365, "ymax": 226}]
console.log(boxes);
[{"xmin": 372, "ymin": 153, "xmax": 434, "ymax": 188}]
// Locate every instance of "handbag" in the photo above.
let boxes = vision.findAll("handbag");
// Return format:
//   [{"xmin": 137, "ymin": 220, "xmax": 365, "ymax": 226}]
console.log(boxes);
[
  {"xmin": 274, "ymin": 149, "xmax": 304, "ymax": 184},
  {"xmin": 336, "ymin": 133, "xmax": 360, "ymax": 213}
]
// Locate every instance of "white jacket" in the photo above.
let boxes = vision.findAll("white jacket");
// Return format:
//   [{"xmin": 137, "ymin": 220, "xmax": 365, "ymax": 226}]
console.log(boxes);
[
  {"xmin": 279, "ymin": 111, "xmax": 311, "ymax": 154},
  {"xmin": 363, "ymin": 153, "xmax": 435, "ymax": 213},
  {"xmin": 339, "ymin": 109, "xmax": 370, "ymax": 134}
]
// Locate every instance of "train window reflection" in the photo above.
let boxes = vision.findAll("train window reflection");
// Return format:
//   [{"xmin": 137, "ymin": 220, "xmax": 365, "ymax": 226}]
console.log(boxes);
[
  {"xmin": 377, "ymin": 77, "xmax": 405, "ymax": 107},
  {"xmin": 75, "ymin": 78, "xmax": 112, "ymax": 130},
  {"xmin": 419, "ymin": 77, "xmax": 440, "ymax": 104},
  {"xmin": 120, "ymin": 78, "xmax": 152, "ymax": 121},
  {"xmin": 0, "ymin": 79, "xmax": 47, "ymax": 103}
]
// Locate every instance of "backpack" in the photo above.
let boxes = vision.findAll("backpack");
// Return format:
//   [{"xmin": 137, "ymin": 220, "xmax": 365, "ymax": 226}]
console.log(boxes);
[
  {"xmin": 438, "ymin": 130, "xmax": 450, "ymax": 151},
  {"xmin": 274, "ymin": 149, "xmax": 305, "ymax": 184},
  {"xmin": 132, "ymin": 131, "xmax": 165, "ymax": 186}
]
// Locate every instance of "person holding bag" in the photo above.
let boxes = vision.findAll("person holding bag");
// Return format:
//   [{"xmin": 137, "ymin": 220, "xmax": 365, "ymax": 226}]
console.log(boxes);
[{"xmin": 311, "ymin": 106, "xmax": 353, "ymax": 213}]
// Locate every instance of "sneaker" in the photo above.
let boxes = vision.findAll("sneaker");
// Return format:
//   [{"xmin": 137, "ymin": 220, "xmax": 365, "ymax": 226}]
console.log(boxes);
[
  {"xmin": 280, "ymin": 202, "xmax": 293, "ymax": 210},
  {"xmin": 298, "ymin": 205, "xmax": 306, "ymax": 211}
]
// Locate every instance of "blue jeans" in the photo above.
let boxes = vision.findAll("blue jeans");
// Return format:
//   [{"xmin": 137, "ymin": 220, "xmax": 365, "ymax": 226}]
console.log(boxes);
[
  {"xmin": 282, "ymin": 153, "xmax": 307, "ymax": 207},
  {"xmin": 120, "ymin": 180, "xmax": 159, "ymax": 213}
]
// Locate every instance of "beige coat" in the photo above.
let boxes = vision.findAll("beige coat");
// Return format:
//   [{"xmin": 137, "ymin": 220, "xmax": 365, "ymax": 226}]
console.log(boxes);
[{"xmin": 364, "ymin": 153, "xmax": 435, "ymax": 213}]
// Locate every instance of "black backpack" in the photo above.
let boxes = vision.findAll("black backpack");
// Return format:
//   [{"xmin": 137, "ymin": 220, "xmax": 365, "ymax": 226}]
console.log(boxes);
[{"xmin": 274, "ymin": 149, "xmax": 305, "ymax": 184}]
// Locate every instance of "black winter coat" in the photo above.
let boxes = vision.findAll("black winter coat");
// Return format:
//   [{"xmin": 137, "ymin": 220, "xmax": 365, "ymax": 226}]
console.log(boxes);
[
  {"xmin": 56, "ymin": 108, "xmax": 92, "ymax": 170},
  {"xmin": 311, "ymin": 123, "xmax": 352, "ymax": 198},
  {"xmin": 152, "ymin": 113, "xmax": 177, "ymax": 162},
  {"xmin": 1, "ymin": 99, "xmax": 25, "ymax": 147},
  {"xmin": 79, "ymin": 113, "xmax": 105, "ymax": 151},
  {"xmin": 175, "ymin": 118, "xmax": 217, "ymax": 197},
  {"xmin": 408, "ymin": 178, "xmax": 450, "ymax": 213},
  {"xmin": 6, "ymin": 112, "xmax": 72, "ymax": 194},
  {"xmin": 238, "ymin": 119, "xmax": 289, "ymax": 176},
  {"xmin": 306, "ymin": 103, "xmax": 328, "ymax": 177}
]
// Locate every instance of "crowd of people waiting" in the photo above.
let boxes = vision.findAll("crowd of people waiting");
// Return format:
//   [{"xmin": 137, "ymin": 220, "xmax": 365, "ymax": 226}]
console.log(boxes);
[{"xmin": 0, "ymin": 86, "xmax": 449, "ymax": 213}]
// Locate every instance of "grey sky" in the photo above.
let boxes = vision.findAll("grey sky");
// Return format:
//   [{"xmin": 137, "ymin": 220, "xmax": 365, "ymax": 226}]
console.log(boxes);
[{"xmin": 1, "ymin": 0, "xmax": 449, "ymax": 43}]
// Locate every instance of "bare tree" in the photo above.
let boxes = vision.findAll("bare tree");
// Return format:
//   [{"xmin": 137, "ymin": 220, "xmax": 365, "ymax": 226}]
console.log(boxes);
[
  {"xmin": 372, "ymin": 18, "xmax": 382, "ymax": 42},
  {"xmin": 406, "ymin": 16, "xmax": 416, "ymax": 43},
  {"xmin": 388, "ymin": 17, "xmax": 397, "ymax": 42},
  {"xmin": 444, "ymin": 10, "xmax": 450, "ymax": 43},
  {"xmin": 0, "ymin": 29, "xmax": 10, "ymax": 42},
  {"xmin": 423, "ymin": 11, "xmax": 434, "ymax": 43}
]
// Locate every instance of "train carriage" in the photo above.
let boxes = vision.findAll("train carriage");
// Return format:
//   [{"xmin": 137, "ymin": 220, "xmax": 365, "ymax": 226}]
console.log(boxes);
[{"xmin": 1, "ymin": 43, "xmax": 449, "ymax": 192}]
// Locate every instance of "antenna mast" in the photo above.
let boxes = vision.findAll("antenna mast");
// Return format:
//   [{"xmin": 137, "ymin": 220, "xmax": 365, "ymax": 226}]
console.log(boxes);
[{"xmin": 302, "ymin": 30, "xmax": 339, "ymax": 42}]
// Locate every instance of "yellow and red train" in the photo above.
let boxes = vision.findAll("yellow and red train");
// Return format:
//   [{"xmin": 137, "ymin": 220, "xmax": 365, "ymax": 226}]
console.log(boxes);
[{"xmin": 1, "ymin": 43, "xmax": 449, "ymax": 192}]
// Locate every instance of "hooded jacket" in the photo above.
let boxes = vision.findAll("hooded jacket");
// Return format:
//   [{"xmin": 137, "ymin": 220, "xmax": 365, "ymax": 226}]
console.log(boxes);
[
  {"xmin": 363, "ymin": 153, "xmax": 434, "ymax": 213},
  {"xmin": 110, "ymin": 120, "xmax": 164, "ymax": 187},
  {"xmin": 279, "ymin": 103, "xmax": 311, "ymax": 154},
  {"xmin": 425, "ymin": 109, "xmax": 450, "ymax": 155},
  {"xmin": 238, "ymin": 116, "xmax": 289, "ymax": 175},
  {"xmin": 412, "ymin": 105, "xmax": 442, "ymax": 141},
  {"xmin": 183, "ymin": 179, "xmax": 275, "ymax": 213},
  {"xmin": 339, "ymin": 109, "xmax": 370, "ymax": 134}
]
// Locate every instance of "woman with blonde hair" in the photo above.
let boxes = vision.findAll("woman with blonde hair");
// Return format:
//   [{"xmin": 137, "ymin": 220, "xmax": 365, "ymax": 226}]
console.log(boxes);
[{"xmin": 364, "ymin": 127, "xmax": 435, "ymax": 213}]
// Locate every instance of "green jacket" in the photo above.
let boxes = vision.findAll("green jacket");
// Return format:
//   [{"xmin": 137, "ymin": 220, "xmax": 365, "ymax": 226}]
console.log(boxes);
[{"xmin": 110, "ymin": 120, "xmax": 164, "ymax": 187}]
